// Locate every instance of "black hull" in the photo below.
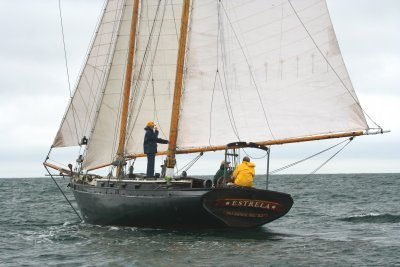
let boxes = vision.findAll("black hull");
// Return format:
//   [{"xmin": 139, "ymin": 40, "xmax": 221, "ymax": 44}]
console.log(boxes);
[{"xmin": 71, "ymin": 182, "xmax": 293, "ymax": 228}]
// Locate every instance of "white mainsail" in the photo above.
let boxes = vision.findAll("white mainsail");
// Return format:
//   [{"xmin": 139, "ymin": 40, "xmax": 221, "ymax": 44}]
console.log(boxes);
[
  {"xmin": 178, "ymin": 0, "xmax": 367, "ymax": 149},
  {"xmin": 52, "ymin": 0, "xmax": 368, "ymax": 170}
]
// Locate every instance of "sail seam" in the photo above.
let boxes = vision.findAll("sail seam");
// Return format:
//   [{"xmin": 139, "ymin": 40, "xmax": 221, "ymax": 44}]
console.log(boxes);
[
  {"xmin": 220, "ymin": 1, "xmax": 276, "ymax": 140},
  {"xmin": 287, "ymin": 0, "xmax": 381, "ymax": 129}
]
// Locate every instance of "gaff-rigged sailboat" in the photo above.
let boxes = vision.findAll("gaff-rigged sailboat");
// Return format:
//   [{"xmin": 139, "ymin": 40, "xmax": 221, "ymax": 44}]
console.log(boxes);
[{"xmin": 44, "ymin": 0, "xmax": 384, "ymax": 228}]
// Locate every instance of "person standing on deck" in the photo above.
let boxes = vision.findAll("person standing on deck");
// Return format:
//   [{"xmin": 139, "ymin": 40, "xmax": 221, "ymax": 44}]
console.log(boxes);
[
  {"xmin": 143, "ymin": 121, "xmax": 168, "ymax": 177},
  {"xmin": 232, "ymin": 156, "xmax": 256, "ymax": 187}
]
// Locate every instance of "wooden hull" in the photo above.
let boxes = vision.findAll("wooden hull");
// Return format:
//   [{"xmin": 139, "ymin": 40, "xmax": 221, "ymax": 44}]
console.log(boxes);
[{"xmin": 71, "ymin": 182, "xmax": 293, "ymax": 228}]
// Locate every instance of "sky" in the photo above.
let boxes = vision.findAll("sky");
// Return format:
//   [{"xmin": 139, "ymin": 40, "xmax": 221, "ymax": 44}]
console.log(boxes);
[{"xmin": 0, "ymin": 0, "xmax": 399, "ymax": 178}]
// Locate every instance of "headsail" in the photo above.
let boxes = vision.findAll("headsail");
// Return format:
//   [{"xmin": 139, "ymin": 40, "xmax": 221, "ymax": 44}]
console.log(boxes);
[{"xmin": 53, "ymin": 0, "xmax": 129, "ymax": 148}]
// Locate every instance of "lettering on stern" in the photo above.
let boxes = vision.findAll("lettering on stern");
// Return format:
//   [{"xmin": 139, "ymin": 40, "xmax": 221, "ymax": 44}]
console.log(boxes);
[{"xmin": 215, "ymin": 198, "xmax": 280, "ymax": 211}]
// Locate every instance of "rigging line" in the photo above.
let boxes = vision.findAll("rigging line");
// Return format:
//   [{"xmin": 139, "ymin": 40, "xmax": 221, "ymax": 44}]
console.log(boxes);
[
  {"xmin": 217, "ymin": 72, "xmax": 241, "ymax": 140},
  {"xmin": 44, "ymin": 165, "xmax": 82, "ymax": 221},
  {"xmin": 151, "ymin": 78, "xmax": 168, "ymax": 138},
  {"xmin": 270, "ymin": 137, "xmax": 350, "ymax": 174},
  {"xmin": 71, "ymin": 0, "xmax": 110, "ymax": 130},
  {"xmin": 124, "ymin": 2, "xmax": 162, "ymax": 139},
  {"xmin": 110, "ymin": 2, "xmax": 134, "ymax": 164},
  {"xmin": 125, "ymin": 0, "xmax": 163, "ymax": 131},
  {"xmin": 208, "ymin": 1, "xmax": 221, "ymax": 146},
  {"xmin": 83, "ymin": 0, "xmax": 127, "ymax": 162},
  {"xmin": 176, "ymin": 153, "xmax": 203, "ymax": 174},
  {"xmin": 241, "ymin": 147, "xmax": 269, "ymax": 160},
  {"xmin": 220, "ymin": 1, "xmax": 276, "ymax": 140},
  {"xmin": 152, "ymin": 78, "xmax": 156, "ymax": 120},
  {"xmin": 58, "ymin": 0, "xmax": 80, "ymax": 144},
  {"xmin": 218, "ymin": 2, "xmax": 241, "ymax": 140},
  {"xmin": 287, "ymin": 0, "xmax": 381, "ymax": 129},
  {"xmin": 297, "ymin": 138, "xmax": 354, "ymax": 183},
  {"xmin": 81, "ymin": 1, "xmax": 117, "ymax": 136},
  {"xmin": 125, "ymin": 0, "xmax": 166, "ymax": 145},
  {"xmin": 170, "ymin": 0, "xmax": 179, "ymax": 41},
  {"xmin": 208, "ymin": 70, "xmax": 219, "ymax": 146}
]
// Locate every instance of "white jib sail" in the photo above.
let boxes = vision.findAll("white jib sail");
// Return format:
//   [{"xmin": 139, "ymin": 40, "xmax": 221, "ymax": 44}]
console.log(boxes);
[{"xmin": 53, "ymin": 0, "xmax": 129, "ymax": 149}]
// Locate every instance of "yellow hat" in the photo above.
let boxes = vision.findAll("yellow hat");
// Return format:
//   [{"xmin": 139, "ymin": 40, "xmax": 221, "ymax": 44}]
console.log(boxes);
[{"xmin": 147, "ymin": 121, "xmax": 155, "ymax": 127}]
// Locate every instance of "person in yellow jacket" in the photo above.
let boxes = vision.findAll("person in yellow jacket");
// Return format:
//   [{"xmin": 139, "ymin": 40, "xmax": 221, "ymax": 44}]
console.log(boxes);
[{"xmin": 232, "ymin": 156, "xmax": 256, "ymax": 187}]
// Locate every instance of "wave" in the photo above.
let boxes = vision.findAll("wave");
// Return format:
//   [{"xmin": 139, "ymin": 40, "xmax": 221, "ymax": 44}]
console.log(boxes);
[{"xmin": 339, "ymin": 213, "xmax": 400, "ymax": 224}]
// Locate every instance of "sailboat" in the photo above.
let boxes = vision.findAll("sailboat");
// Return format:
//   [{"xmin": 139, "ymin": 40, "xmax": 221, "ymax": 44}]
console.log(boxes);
[{"xmin": 44, "ymin": 0, "xmax": 384, "ymax": 228}]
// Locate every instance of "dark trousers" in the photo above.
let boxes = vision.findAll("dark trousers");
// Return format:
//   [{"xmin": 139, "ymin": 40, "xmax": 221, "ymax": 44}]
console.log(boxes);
[{"xmin": 146, "ymin": 154, "xmax": 155, "ymax": 177}]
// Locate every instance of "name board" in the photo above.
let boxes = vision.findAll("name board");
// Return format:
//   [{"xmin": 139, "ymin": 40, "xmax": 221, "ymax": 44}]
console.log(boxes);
[{"xmin": 215, "ymin": 198, "xmax": 280, "ymax": 211}]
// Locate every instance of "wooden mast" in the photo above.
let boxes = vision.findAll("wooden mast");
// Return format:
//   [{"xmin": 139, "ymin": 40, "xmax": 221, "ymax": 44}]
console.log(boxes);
[
  {"xmin": 166, "ymin": 0, "xmax": 191, "ymax": 173},
  {"xmin": 116, "ymin": 0, "xmax": 140, "ymax": 176}
]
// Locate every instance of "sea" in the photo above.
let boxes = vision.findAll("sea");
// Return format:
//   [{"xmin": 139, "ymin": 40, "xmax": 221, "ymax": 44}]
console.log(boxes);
[{"xmin": 0, "ymin": 174, "xmax": 399, "ymax": 267}]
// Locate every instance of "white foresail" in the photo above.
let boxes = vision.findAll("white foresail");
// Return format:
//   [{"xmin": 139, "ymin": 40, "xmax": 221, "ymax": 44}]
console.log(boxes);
[
  {"xmin": 124, "ymin": 0, "xmax": 182, "ymax": 158},
  {"xmin": 81, "ymin": 0, "xmax": 136, "ymax": 169},
  {"xmin": 177, "ymin": 0, "xmax": 368, "ymax": 150},
  {"xmin": 83, "ymin": 0, "xmax": 181, "ymax": 169},
  {"xmin": 52, "ymin": 0, "xmax": 129, "ymax": 148}
]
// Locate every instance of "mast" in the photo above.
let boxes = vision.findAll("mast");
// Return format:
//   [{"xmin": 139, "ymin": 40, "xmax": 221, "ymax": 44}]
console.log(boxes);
[
  {"xmin": 166, "ymin": 0, "xmax": 191, "ymax": 177},
  {"xmin": 116, "ymin": 0, "xmax": 140, "ymax": 176}
]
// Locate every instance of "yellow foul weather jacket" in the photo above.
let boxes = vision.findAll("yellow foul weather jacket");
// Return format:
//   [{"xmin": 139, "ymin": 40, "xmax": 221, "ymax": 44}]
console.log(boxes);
[{"xmin": 232, "ymin": 161, "xmax": 256, "ymax": 187}]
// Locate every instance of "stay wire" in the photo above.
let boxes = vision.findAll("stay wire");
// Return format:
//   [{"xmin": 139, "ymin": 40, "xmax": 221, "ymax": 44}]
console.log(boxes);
[
  {"xmin": 175, "ymin": 153, "xmax": 203, "ymax": 175},
  {"xmin": 58, "ymin": 0, "xmax": 80, "ymax": 144},
  {"xmin": 270, "ymin": 137, "xmax": 351, "ymax": 174},
  {"xmin": 296, "ymin": 138, "xmax": 354, "ymax": 183},
  {"xmin": 287, "ymin": 0, "xmax": 381, "ymax": 129},
  {"xmin": 44, "ymin": 165, "xmax": 82, "ymax": 222}
]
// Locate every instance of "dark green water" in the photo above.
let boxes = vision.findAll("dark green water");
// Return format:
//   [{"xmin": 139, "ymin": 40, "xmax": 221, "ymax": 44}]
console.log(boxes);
[{"xmin": 0, "ymin": 174, "xmax": 399, "ymax": 266}]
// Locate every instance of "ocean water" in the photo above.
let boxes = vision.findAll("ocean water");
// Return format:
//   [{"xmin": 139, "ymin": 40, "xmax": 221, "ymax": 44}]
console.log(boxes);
[{"xmin": 0, "ymin": 174, "xmax": 399, "ymax": 266}]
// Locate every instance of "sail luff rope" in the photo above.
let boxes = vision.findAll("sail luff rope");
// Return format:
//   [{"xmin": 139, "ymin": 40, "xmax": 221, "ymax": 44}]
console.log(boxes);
[
  {"xmin": 57, "ymin": 0, "xmax": 80, "ymax": 144},
  {"xmin": 287, "ymin": 0, "xmax": 381, "ymax": 129},
  {"xmin": 220, "ymin": 1, "xmax": 276, "ymax": 139}
]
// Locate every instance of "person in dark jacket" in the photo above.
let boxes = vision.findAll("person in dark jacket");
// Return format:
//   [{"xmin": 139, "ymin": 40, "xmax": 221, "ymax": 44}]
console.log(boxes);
[
  {"xmin": 213, "ymin": 160, "xmax": 232, "ymax": 187},
  {"xmin": 143, "ymin": 121, "xmax": 168, "ymax": 177}
]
